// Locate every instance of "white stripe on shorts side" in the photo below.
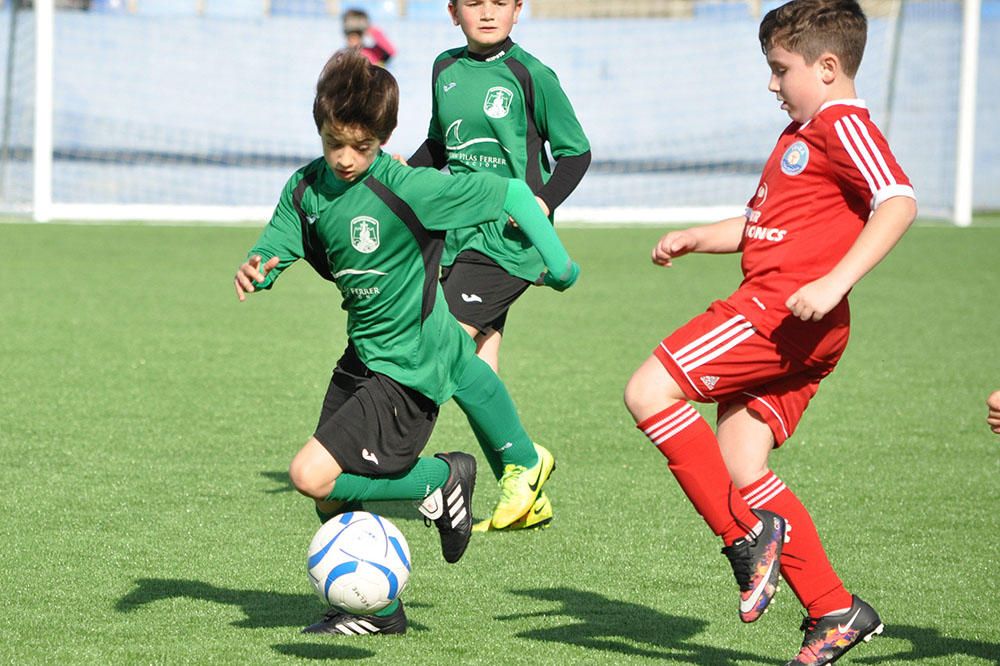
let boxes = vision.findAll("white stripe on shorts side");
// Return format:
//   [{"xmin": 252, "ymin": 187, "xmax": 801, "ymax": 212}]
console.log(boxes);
[
  {"xmin": 743, "ymin": 391, "xmax": 790, "ymax": 441},
  {"xmin": 674, "ymin": 315, "xmax": 748, "ymax": 358},
  {"xmin": 678, "ymin": 326, "xmax": 756, "ymax": 372}
]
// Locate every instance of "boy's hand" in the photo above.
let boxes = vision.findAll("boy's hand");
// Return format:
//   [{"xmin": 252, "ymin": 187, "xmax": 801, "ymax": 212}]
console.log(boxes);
[
  {"xmin": 987, "ymin": 390, "xmax": 1000, "ymax": 434},
  {"xmin": 652, "ymin": 231, "xmax": 697, "ymax": 267},
  {"xmin": 541, "ymin": 260, "xmax": 580, "ymax": 292},
  {"xmin": 784, "ymin": 275, "xmax": 848, "ymax": 321},
  {"xmin": 391, "ymin": 154, "xmax": 409, "ymax": 166},
  {"xmin": 234, "ymin": 255, "xmax": 279, "ymax": 302}
]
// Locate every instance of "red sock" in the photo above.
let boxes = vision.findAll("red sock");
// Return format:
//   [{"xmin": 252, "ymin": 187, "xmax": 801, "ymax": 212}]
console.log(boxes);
[
  {"xmin": 638, "ymin": 402, "xmax": 758, "ymax": 545},
  {"xmin": 740, "ymin": 471, "xmax": 853, "ymax": 617}
]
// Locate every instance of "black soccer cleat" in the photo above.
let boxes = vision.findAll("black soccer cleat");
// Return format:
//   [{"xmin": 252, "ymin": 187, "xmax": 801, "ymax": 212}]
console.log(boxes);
[
  {"xmin": 302, "ymin": 600, "xmax": 407, "ymax": 636},
  {"xmin": 417, "ymin": 452, "xmax": 476, "ymax": 563},
  {"xmin": 786, "ymin": 595, "xmax": 883, "ymax": 665},
  {"xmin": 721, "ymin": 508, "xmax": 786, "ymax": 623}
]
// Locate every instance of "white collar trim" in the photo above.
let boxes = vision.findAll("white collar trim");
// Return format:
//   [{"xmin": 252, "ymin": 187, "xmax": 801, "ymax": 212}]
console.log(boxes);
[{"xmin": 819, "ymin": 98, "xmax": 867, "ymax": 113}]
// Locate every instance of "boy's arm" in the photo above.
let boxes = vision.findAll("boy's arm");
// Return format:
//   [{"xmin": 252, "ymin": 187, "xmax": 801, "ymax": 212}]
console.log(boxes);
[
  {"xmin": 652, "ymin": 216, "xmax": 746, "ymax": 267},
  {"xmin": 532, "ymin": 66, "xmax": 591, "ymax": 214},
  {"xmin": 502, "ymin": 179, "xmax": 579, "ymax": 289},
  {"xmin": 785, "ymin": 195, "xmax": 917, "ymax": 321},
  {"xmin": 535, "ymin": 151, "xmax": 591, "ymax": 216},
  {"xmin": 233, "ymin": 180, "xmax": 306, "ymax": 299},
  {"xmin": 408, "ymin": 57, "xmax": 450, "ymax": 169}
]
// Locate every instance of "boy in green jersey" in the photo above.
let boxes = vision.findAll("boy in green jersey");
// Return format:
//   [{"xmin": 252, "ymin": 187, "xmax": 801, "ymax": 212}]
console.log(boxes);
[
  {"xmin": 407, "ymin": 0, "xmax": 591, "ymax": 531},
  {"xmin": 233, "ymin": 50, "xmax": 579, "ymax": 636}
]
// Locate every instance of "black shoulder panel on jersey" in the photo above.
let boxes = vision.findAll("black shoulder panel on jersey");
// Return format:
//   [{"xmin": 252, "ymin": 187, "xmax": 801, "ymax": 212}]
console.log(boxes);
[
  {"xmin": 431, "ymin": 54, "xmax": 460, "ymax": 87},
  {"xmin": 291, "ymin": 166, "xmax": 335, "ymax": 283},
  {"xmin": 503, "ymin": 57, "xmax": 547, "ymax": 194},
  {"xmin": 363, "ymin": 176, "xmax": 446, "ymax": 324}
]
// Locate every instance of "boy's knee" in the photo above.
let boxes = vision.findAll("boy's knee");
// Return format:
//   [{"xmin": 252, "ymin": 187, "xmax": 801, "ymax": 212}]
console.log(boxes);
[
  {"xmin": 623, "ymin": 372, "xmax": 645, "ymax": 414},
  {"xmin": 624, "ymin": 356, "xmax": 685, "ymax": 422},
  {"xmin": 289, "ymin": 455, "xmax": 331, "ymax": 500},
  {"xmin": 624, "ymin": 369, "xmax": 660, "ymax": 420}
]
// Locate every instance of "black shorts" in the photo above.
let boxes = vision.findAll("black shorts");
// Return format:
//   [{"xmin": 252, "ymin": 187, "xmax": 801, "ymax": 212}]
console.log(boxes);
[
  {"xmin": 440, "ymin": 251, "xmax": 532, "ymax": 335},
  {"xmin": 313, "ymin": 344, "xmax": 439, "ymax": 476}
]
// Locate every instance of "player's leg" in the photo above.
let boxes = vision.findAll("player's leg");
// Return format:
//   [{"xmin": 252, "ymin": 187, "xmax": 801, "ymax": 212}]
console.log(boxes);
[
  {"xmin": 473, "ymin": 327, "xmax": 502, "ymax": 374},
  {"xmin": 296, "ymin": 368, "xmax": 475, "ymax": 634},
  {"xmin": 719, "ymin": 386, "xmax": 880, "ymax": 661},
  {"xmin": 720, "ymin": 384, "xmax": 853, "ymax": 618},
  {"xmin": 451, "ymin": 355, "xmax": 554, "ymax": 529},
  {"xmin": 623, "ymin": 342, "xmax": 767, "ymax": 546},
  {"xmin": 625, "ymin": 305, "xmax": 788, "ymax": 621}
]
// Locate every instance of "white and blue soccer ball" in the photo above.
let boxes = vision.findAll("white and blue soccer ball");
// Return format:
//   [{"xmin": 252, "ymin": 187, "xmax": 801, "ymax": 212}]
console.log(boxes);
[{"xmin": 306, "ymin": 511, "xmax": 411, "ymax": 614}]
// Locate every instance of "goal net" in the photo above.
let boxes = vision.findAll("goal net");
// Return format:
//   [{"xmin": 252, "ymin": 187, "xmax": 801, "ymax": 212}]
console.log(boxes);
[{"xmin": 0, "ymin": 0, "xmax": 990, "ymax": 224}]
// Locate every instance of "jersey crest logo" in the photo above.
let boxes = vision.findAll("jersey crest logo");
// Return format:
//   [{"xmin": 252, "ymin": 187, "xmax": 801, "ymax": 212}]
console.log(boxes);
[
  {"xmin": 350, "ymin": 216, "xmax": 380, "ymax": 254},
  {"xmin": 701, "ymin": 375, "xmax": 720, "ymax": 390},
  {"xmin": 780, "ymin": 141, "xmax": 809, "ymax": 176},
  {"xmin": 484, "ymin": 86, "xmax": 514, "ymax": 118}
]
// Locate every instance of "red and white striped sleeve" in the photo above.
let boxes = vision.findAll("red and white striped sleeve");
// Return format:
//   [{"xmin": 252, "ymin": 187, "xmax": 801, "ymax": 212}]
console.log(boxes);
[{"xmin": 828, "ymin": 112, "xmax": 915, "ymax": 210}]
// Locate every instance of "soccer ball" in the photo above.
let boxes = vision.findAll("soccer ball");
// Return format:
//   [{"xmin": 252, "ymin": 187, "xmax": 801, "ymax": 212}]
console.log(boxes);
[{"xmin": 306, "ymin": 511, "xmax": 411, "ymax": 614}]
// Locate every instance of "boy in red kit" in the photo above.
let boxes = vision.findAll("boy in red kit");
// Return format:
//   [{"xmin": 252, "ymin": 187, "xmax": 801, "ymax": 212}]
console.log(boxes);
[{"xmin": 624, "ymin": 1, "xmax": 916, "ymax": 664}]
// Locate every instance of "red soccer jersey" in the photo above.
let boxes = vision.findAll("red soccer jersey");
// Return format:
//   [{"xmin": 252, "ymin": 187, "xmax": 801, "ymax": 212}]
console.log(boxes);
[{"xmin": 728, "ymin": 99, "xmax": 914, "ymax": 362}]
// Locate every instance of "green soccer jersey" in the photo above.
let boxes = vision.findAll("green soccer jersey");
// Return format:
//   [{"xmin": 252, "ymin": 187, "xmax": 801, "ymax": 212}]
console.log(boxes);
[
  {"xmin": 427, "ymin": 40, "xmax": 590, "ymax": 281},
  {"xmin": 249, "ymin": 151, "xmax": 508, "ymax": 405}
]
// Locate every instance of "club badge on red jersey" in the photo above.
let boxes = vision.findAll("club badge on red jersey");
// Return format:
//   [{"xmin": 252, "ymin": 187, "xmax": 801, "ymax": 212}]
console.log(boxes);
[{"xmin": 780, "ymin": 141, "xmax": 810, "ymax": 176}]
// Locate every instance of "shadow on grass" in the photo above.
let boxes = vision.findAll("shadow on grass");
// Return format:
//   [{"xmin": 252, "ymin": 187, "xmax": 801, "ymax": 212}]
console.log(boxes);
[
  {"xmin": 116, "ymin": 579, "xmax": 432, "ymax": 632},
  {"xmin": 499, "ymin": 589, "xmax": 1000, "ymax": 665},
  {"xmin": 497, "ymin": 587, "xmax": 771, "ymax": 664},
  {"xmin": 117, "ymin": 578, "xmax": 430, "ymax": 661},
  {"xmin": 271, "ymin": 643, "xmax": 376, "ymax": 660},
  {"xmin": 854, "ymin": 624, "xmax": 1000, "ymax": 665},
  {"xmin": 117, "ymin": 577, "xmax": 325, "ymax": 629}
]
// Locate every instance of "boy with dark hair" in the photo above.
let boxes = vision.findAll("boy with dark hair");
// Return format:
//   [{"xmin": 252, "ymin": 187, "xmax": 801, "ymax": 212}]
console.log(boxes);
[
  {"xmin": 234, "ymin": 49, "xmax": 579, "ymax": 636},
  {"xmin": 623, "ymin": 0, "xmax": 916, "ymax": 663},
  {"xmin": 407, "ymin": 0, "xmax": 591, "ymax": 532}
]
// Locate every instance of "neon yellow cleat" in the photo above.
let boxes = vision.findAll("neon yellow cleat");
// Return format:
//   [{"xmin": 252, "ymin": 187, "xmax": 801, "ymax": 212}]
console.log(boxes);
[
  {"xmin": 490, "ymin": 443, "xmax": 555, "ymax": 529},
  {"xmin": 473, "ymin": 492, "xmax": 553, "ymax": 532}
]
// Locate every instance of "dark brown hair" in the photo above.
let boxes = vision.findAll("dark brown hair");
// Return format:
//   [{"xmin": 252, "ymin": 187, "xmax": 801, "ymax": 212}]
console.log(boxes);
[
  {"xmin": 312, "ymin": 49, "xmax": 398, "ymax": 142},
  {"xmin": 759, "ymin": 0, "xmax": 867, "ymax": 77}
]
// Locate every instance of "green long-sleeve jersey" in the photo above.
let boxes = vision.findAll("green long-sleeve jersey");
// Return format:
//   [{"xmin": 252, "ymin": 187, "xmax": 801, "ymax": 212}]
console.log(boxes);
[
  {"xmin": 248, "ymin": 152, "xmax": 575, "ymax": 404},
  {"xmin": 426, "ymin": 41, "xmax": 590, "ymax": 281},
  {"xmin": 249, "ymin": 152, "xmax": 507, "ymax": 405}
]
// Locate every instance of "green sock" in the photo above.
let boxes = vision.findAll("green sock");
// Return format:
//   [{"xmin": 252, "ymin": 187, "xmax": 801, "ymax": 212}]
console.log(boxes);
[
  {"xmin": 373, "ymin": 599, "xmax": 400, "ymax": 617},
  {"xmin": 326, "ymin": 456, "xmax": 449, "ymax": 502},
  {"xmin": 452, "ymin": 356, "xmax": 538, "ymax": 477},
  {"xmin": 469, "ymin": 418, "xmax": 505, "ymax": 480}
]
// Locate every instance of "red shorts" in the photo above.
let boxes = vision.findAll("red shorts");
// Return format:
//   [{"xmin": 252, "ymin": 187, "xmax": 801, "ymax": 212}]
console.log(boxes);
[{"xmin": 654, "ymin": 300, "xmax": 842, "ymax": 446}]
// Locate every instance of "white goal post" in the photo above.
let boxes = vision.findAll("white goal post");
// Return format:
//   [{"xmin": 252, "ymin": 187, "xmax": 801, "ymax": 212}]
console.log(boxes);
[{"xmin": 6, "ymin": 0, "xmax": 986, "ymax": 225}]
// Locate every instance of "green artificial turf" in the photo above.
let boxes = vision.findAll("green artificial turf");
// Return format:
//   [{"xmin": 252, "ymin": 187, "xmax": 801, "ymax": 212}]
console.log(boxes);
[{"xmin": 1, "ymin": 220, "xmax": 997, "ymax": 664}]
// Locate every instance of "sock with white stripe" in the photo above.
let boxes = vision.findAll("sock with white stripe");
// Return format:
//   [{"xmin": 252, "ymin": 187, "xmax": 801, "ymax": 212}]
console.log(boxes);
[
  {"xmin": 326, "ymin": 457, "xmax": 450, "ymax": 502},
  {"xmin": 739, "ymin": 471, "xmax": 852, "ymax": 617},
  {"xmin": 637, "ymin": 402, "xmax": 759, "ymax": 546}
]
